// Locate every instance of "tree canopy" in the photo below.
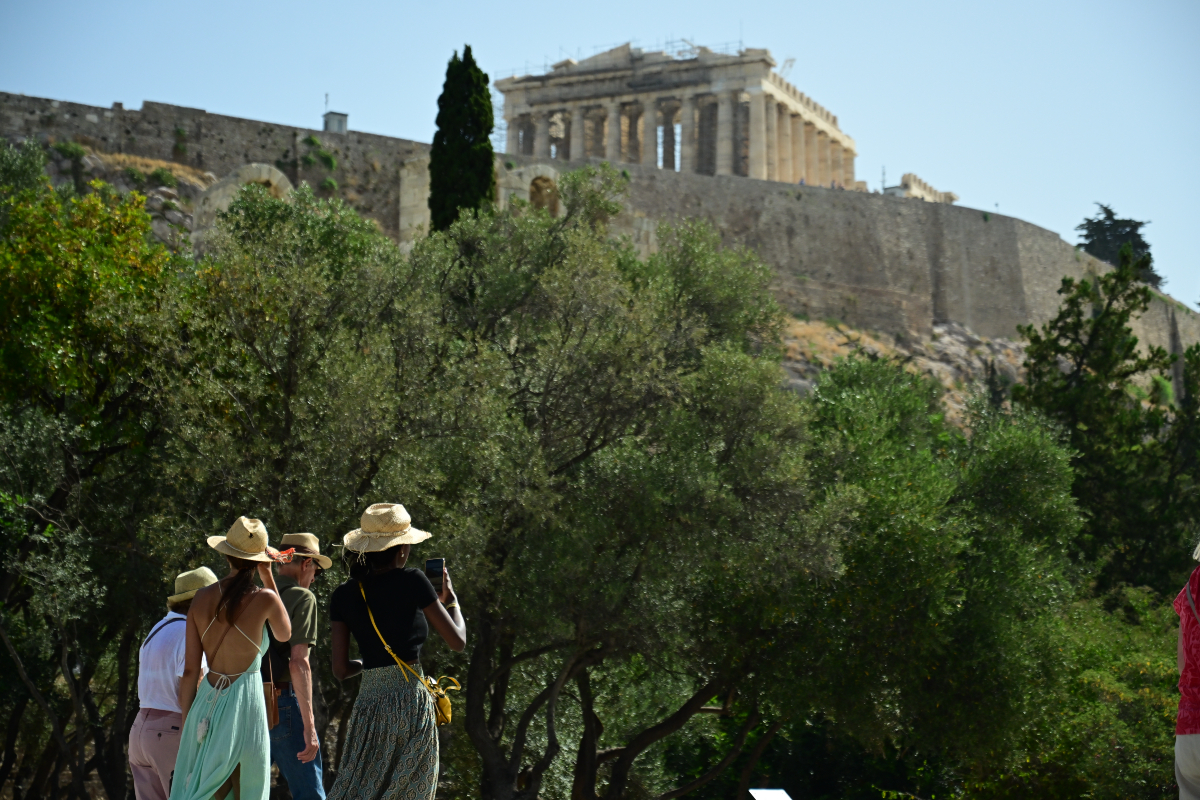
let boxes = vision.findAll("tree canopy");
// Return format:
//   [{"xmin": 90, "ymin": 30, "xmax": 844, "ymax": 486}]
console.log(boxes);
[
  {"xmin": 0, "ymin": 139, "xmax": 1191, "ymax": 800},
  {"xmin": 1077, "ymin": 203, "xmax": 1161, "ymax": 288}
]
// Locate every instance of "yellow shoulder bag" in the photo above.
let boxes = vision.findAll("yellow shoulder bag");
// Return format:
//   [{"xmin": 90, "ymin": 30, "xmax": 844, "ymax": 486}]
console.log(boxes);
[{"xmin": 358, "ymin": 581, "xmax": 461, "ymax": 726}]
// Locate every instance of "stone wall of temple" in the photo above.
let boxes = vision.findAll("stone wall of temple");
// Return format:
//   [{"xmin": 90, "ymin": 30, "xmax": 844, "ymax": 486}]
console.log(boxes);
[{"xmin": 0, "ymin": 91, "xmax": 429, "ymax": 239}]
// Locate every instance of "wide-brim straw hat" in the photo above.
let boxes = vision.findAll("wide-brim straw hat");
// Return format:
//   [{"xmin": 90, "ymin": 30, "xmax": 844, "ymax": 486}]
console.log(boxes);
[
  {"xmin": 343, "ymin": 503, "xmax": 431, "ymax": 553},
  {"xmin": 168, "ymin": 566, "xmax": 218, "ymax": 604},
  {"xmin": 279, "ymin": 532, "xmax": 332, "ymax": 569},
  {"xmin": 208, "ymin": 516, "xmax": 275, "ymax": 563}
]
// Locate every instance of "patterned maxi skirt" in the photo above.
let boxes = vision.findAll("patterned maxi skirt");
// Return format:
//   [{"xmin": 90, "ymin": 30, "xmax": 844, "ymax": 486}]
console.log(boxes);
[{"xmin": 329, "ymin": 665, "xmax": 439, "ymax": 800}]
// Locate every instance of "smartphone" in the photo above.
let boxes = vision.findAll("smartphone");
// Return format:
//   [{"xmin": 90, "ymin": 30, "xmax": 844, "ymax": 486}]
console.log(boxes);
[{"xmin": 425, "ymin": 558, "xmax": 445, "ymax": 594}]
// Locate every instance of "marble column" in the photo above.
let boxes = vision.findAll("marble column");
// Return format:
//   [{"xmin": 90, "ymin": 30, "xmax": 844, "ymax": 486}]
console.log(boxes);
[
  {"xmin": 791, "ymin": 115, "xmax": 805, "ymax": 183},
  {"xmin": 843, "ymin": 149, "xmax": 856, "ymax": 187},
  {"xmin": 661, "ymin": 104, "xmax": 676, "ymax": 171},
  {"xmin": 505, "ymin": 113, "xmax": 519, "ymax": 156},
  {"xmin": 716, "ymin": 92, "xmax": 734, "ymax": 176},
  {"xmin": 803, "ymin": 122, "xmax": 817, "ymax": 185},
  {"xmin": 748, "ymin": 92, "xmax": 767, "ymax": 180},
  {"xmin": 569, "ymin": 106, "xmax": 585, "ymax": 162},
  {"xmin": 816, "ymin": 131, "xmax": 830, "ymax": 186},
  {"xmin": 534, "ymin": 111, "xmax": 551, "ymax": 159},
  {"xmin": 830, "ymin": 141, "xmax": 843, "ymax": 188},
  {"xmin": 777, "ymin": 107, "xmax": 792, "ymax": 183},
  {"xmin": 680, "ymin": 95, "xmax": 697, "ymax": 173},
  {"xmin": 605, "ymin": 101, "xmax": 621, "ymax": 162},
  {"xmin": 763, "ymin": 97, "xmax": 777, "ymax": 181},
  {"xmin": 641, "ymin": 98, "xmax": 658, "ymax": 167}
]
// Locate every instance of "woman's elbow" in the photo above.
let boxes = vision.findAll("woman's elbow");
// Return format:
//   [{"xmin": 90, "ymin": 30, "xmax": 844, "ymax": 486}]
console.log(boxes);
[{"xmin": 448, "ymin": 633, "xmax": 467, "ymax": 653}]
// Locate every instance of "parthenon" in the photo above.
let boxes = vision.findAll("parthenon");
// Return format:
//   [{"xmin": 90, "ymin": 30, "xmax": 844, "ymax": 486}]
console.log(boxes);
[{"xmin": 496, "ymin": 43, "xmax": 866, "ymax": 189}]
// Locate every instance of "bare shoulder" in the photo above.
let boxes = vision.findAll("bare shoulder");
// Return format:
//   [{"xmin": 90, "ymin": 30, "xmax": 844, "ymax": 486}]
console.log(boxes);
[{"xmin": 192, "ymin": 582, "xmax": 222, "ymax": 614}]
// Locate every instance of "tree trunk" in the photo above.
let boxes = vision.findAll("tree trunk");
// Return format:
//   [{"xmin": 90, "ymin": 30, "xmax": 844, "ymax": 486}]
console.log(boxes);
[
  {"xmin": 735, "ymin": 717, "xmax": 788, "ymax": 800},
  {"xmin": 570, "ymin": 668, "xmax": 603, "ymax": 800},
  {"xmin": 0, "ymin": 695, "xmax": 30, "ymax": 792}
]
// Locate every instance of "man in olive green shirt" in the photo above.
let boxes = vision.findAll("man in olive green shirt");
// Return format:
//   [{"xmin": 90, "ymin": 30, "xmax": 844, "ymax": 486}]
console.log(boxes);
[{"xmin": 263, "ymin": 533, "xmax": 331, "ymax": 799}]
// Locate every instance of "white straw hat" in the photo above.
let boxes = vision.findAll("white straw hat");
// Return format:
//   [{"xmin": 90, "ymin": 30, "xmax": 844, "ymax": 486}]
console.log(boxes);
[
  {"xmin": 167, "ymin": 566, "xmax": 219, "ymax": 604},
  {"xmin": 342, "ymin": 503, "xmax": 430, "ymax": 553},
  {"xmin": 207, "ymin": 516, "xmax": 275, "ymax": 562}
]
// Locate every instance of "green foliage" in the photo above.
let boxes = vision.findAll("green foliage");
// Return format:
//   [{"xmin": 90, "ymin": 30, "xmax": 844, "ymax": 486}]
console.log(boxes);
[
  {"xmin": 301, "ymin": 152, "xmax": 316, "ymax": 168},
  {"xmin": 429, "ymin": 44, "xmax": 494, "ymax": 231},
  {"xmin": 0, "ymin": 139, "xmax": 48, "ymax": 197},
  {"xmin": 316, "ymin": 148, "xmax": 336, "ymax": 171},
  {"xmin": 319, "ymin": 176, "xmax": 338, "ymax": 193},
  {"xmin": 148, "ymin": 166, "xmax": 177, "ymax": 188},
  {"xmin": 51, "ymin": 140, "xmax": 86, "ymax": 161},
  {"xmin": 302, "ymin": 134, "xmax": 322, "ymax": 148},
  {"xmin": 123, "ymin": 166, "xmax": 146, "ymax": 187},
  {"xmin": 1013, "ymin": 244, "xmax": 1198, "ymax": 592},
  {"xmin": 0, "ymin": 144, "xmax": 1182, "ymax": 800},
  {"xmin": 1077, "ymin": 203, "xmax": 1159, "ymax": 287},
  {"xmin": 0, "ymin": 140, "xmax": 178, "ymax": 799}
]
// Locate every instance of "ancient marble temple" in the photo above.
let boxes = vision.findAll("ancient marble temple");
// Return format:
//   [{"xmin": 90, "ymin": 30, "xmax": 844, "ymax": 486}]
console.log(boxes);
[{"xmin": 495, "ymin": 43, "xmax": 865, "ymax": 190}]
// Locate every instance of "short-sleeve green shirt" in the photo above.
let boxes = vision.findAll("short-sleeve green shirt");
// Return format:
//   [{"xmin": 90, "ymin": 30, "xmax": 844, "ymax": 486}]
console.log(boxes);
[{"xmin": 276, "ymin": 575, "xmax": 318, "ymax": 647}]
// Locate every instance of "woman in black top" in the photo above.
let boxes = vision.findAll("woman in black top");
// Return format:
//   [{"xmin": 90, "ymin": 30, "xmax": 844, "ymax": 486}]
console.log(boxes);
[{"xmin": 327, "ymin": 503, "xmax": 465, "ymax": 800}]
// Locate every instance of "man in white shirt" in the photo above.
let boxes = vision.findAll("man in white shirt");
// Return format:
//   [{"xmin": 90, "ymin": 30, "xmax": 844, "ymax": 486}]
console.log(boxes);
[{"xmin": 128, "ymin": 566, "xmax": 216, "ymax": 800}]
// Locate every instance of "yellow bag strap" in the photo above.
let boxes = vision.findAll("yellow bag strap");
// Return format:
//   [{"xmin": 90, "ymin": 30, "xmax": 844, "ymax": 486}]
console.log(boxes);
[{"xmin": 358, "ymin": 581, "xmax": 424, "ymax": 685}]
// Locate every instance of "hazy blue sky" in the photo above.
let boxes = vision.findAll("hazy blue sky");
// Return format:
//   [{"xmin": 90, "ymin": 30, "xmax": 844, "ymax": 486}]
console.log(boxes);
[{"xmin": 2, "ymin": 0, "xmax": 1197, "ymax": 308}]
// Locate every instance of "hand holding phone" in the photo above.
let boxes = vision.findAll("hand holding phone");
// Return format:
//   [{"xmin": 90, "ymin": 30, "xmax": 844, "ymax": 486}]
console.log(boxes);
[{"xmin": 425, "ymin": 558, "xmax": 445, "ymax": 594}]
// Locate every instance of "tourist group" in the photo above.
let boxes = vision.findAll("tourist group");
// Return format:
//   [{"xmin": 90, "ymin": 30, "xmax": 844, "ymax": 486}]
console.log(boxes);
[{"xmin": 128, "ymin": 502, "xmax": 467, "ymax": 800}]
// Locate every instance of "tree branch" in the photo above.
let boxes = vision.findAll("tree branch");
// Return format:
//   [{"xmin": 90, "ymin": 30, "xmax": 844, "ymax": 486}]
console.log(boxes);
[
  {"xmin": 736, "ymin": 717, "xmax": 788, "ymax": 800},
  {"xmin": 655, "ymin": 708, "xmax": 762, "ymax": 800},
  {"xmin": 602, "ymin": 675, "xmax": 730, "ymax": 800}
]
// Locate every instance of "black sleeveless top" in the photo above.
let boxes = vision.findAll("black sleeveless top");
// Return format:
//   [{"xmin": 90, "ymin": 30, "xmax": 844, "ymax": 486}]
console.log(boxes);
[{"xmin": 329, "ymin": 568, "xmax": 439, "ymax": 666}]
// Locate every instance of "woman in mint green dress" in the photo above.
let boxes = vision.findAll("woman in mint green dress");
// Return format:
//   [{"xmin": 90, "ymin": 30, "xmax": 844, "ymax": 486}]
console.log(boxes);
[{"xmin": 172, "ymin": 517, "xmax": 291, "ymax": 800}]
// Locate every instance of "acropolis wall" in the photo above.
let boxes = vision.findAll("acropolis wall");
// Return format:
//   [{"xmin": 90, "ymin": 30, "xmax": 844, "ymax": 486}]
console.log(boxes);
[{"xmin": 495, "ymin": 44, "xmax": 865, "ymax": 189}]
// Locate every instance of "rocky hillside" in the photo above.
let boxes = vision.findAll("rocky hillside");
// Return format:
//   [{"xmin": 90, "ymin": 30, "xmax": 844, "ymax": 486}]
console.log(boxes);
[
  {"xmin": 782, "ymin": 318, "xmax": 1026, "ymax": 423},
  {"xmin": 43, "ymin": 145, "xmax": 214, "ymax": 247}
]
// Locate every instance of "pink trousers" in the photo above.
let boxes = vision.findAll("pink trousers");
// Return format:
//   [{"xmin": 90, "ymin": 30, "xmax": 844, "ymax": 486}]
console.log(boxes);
[{"xmin": 128, "ymin": 708, "xmax": 183, "ymax": 800}]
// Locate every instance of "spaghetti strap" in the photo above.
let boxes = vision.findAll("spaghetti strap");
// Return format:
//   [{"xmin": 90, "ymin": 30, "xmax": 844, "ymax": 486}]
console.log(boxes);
[{"xmin": 233, "ymin": 623, "xmax": 259, "ymax": 647}]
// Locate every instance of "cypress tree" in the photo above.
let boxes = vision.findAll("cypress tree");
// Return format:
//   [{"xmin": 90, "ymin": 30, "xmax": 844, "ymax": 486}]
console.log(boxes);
[{"xmin": 429, "ymin": 45, "xmax": 494, "ymax": 231}]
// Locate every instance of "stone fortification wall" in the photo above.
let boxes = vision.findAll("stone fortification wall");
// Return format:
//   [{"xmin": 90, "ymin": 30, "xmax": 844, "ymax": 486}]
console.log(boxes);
[
  {"xmin": 0, "ymin": 92, "xmax": 430, "ymax": 239},
  {"xmin": 488, "ymin": 155, "xmax": 1200, "ymax": 354}
]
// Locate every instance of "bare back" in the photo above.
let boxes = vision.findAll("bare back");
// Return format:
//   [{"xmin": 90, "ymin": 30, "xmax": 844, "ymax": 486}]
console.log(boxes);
[{"xmin": 185, "ymin": 576, "xmax": 290, "ymax": 687}]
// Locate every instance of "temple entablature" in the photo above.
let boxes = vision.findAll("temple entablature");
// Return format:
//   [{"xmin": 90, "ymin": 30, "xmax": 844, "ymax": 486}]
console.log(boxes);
[{"xmin": 495, "ymin": 42, "xmax": 862, "ymax": 189}]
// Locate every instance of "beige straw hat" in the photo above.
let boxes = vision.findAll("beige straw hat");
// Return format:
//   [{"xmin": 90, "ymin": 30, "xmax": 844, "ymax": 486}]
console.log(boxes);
[
  {"xmin": 279, "ymin": 532, "xmax": 332, "ymax": 569},
  {"xmin": 207, "ymin": 516, "xmax": 275, "ymax": 562},
  {"xmin": 168, "ymin": 566, "xmax": 219, "ymax": 604},
  {"xmin": 342, "ymin": 503, "xmax": 430, "ymax": 553}
]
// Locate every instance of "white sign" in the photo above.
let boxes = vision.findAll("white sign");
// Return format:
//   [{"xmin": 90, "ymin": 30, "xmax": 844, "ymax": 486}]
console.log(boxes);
[{"xmin": 749, "ymin": 791, "xmax": 793, "ymax": 800}]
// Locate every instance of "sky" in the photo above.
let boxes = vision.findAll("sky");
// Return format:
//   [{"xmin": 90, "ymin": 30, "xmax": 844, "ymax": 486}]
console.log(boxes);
[{"xmin": 2, "ymin": 0, "xmax": 1197, "ymax": 307}]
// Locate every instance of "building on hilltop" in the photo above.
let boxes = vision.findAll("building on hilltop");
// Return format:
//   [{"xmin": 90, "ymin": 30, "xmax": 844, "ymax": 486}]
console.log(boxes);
[
  {"xmin": 884, "ymin": 173, "xmax": 958, "ymax": 204},
  {"xmin": 495, "ymin": 42, "xmax": 865, "ymax": 190}
]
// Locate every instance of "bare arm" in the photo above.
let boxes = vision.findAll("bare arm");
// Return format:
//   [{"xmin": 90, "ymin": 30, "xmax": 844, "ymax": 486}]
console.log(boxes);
[
  {"xmin": 290, "ymin": 643, "xmax": 319, "ymax": 763},
  {"xmin": 179, "ymin": 605, "xmax": 204, "ymax": 726},
  {"xmin": 257, "ymin": 563, "xmax": 292, "ymax": 643},
  {"xmin": 331, "ymin": 621, "xmax": 362, "ymax": 681},
  {"xmin": 423, "ymin": 567, "xmax": 466, "ymax": 652}
]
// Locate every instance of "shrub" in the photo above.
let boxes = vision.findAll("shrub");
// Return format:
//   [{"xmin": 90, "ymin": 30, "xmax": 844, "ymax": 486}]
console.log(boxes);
[
  {"xmin": 319, "ymin": 177, "xmax": 338, "ymax": 193},
  {"xmin": 301, "ymin": 153, "xmax": 316, "ymax": 168},
  {"xmin": 148, "ymin": 167, "xmax": 177, "ymax": 188},
  {"xmin": 302, "ymin": 134, "xmax": 321, "ymax": 148},
  {"xmin": 316, "ymin": 149, "xmax": 337, "ymax": 171},
  {"xmin": 52, "ymin": 141, "xmax": 86, "ymax": 161},
  {"xmin": 123, "ymin": 167, "xmax": 146, "ymax": 187}
]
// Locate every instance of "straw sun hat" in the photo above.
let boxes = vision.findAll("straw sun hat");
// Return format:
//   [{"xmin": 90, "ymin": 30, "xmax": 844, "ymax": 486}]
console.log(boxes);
[
  {"xmin": 207, "ymin": 516, "xmax": 276, "ymax": 563},
  {"xmin": 168, "ymin": 566, "xmax": 219, "ymax": 604},
  {"xmin": 279, "ymin": 532, "xmax": 332, "ymax": 569},
  {"xmin": 342, "ymin": 503, "xmax": 431, "ymax": 553}
]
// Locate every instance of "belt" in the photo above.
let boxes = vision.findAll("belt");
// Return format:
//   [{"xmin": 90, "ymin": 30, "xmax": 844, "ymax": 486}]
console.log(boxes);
[{"xmin": 275, "ymin": 682, "xmax": 294, "ymax": 695}]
